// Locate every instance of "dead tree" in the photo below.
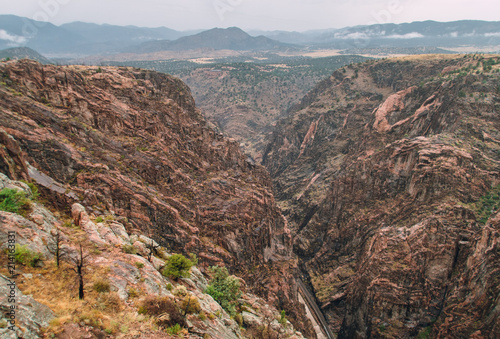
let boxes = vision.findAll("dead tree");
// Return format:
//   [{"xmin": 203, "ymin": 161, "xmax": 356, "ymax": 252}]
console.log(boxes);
[
  {"xmin": 46, "ymin": 228, "xmax": 68, "ymax": 268},
  {"xmin": 67, "ymin": 243, "xmax": 90, "ymax": 300},
  {"xmin": 145, "ymin": 238, "xmax": 160, "ymax": 263}
]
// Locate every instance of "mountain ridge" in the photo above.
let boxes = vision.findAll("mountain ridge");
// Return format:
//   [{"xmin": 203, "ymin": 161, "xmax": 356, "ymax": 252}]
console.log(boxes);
[
  {"xmin": 131, "ymin": 27, "xmax": 291, "ymax": 53},
  {"xmin": 2, "ymin": 16, "xmax": 499, "ymax": 56}
]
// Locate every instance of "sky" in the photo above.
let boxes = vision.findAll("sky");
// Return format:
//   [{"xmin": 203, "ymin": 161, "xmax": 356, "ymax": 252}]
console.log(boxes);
[{"xmin": 0, "ymin": 0, "xmax": 499, "ymax": 32}]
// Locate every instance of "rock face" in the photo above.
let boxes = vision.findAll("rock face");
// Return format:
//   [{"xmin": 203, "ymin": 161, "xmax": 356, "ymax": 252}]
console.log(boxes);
[
  {"xmin": 263, "ymin": 55, "xmax": 500, "ymax": 337},
  {"xmin": 0, "ymin": 60, "xmax": 312, "ymax": 334}
]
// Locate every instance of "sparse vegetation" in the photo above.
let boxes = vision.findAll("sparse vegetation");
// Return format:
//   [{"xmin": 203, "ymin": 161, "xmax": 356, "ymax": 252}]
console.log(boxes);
[{"xmin": 172, "ymin": 285, "xmax": 188, "ymax": 297}]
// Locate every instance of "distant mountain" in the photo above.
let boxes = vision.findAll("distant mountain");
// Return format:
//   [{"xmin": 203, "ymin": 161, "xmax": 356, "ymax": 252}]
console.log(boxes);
[
  {"xmin": 0, "ymin": 15, "xmax": 83, "ymax": 53},
  {"xmin": 0, "ymin": 47, "xmax": 51, "ymax": 64},
  {"xmin": 248, "ymin": 29, "xmax": 337, "ymax": 45},
  {"xmin": 251, "ymin": 20, "xmax": 500, "ymax": 49},
  {"xmin": 60, "ymin": 22, "xmax": 195, "ymax": 54},
  {"xmin": 0, "ymin": 15, "xmax": 195, "ymax": 56},
  {"xmin": 313, "ymin": 20, "xmax": 500, "ymax": 48},
  {"xmin": 133, "ymin": 27, "xmax": 292, "ymax": 53},
  {"xmin": 1, "ymin": 16, "xmax": 499, "ymax": 56}
]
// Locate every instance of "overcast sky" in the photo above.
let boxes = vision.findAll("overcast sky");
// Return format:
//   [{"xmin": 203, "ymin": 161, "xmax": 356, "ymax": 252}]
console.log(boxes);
[{"xmin": 1, "ymin": 0, "xmax": 498, "ymax": 31}]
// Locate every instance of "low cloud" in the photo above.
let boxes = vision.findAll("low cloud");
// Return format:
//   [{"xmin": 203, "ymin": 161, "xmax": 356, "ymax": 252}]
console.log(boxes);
[
  {"xmin": 0, "ymin": 30, "xmax": 27, "ymax": 44},
  {"xmin": 386, "ymin": 32, "xmax": 424, "ymax": 39}
]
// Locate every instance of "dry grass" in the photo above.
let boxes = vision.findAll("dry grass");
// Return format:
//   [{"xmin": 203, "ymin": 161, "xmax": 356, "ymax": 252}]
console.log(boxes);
[{"xmin": 0, "ymin": 252, "xmax": 158, "ymax": 337}]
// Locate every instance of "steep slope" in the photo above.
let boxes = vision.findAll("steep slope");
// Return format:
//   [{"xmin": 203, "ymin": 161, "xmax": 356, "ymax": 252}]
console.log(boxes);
[
  {"xmin": 263, "ymin": 54, "xmax": 500, "ymax": 338},
  {"xmin": 0, "ymin": 175, "xmax": 304, "ymax": 338},
  {"xmin": 0, "ymin": 59, "xmax": 313, "ymax": 335}
]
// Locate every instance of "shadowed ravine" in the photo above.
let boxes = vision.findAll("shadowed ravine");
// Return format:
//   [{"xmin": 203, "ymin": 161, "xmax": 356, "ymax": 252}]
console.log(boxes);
[{"xmin": 297, "ymin": 279, "xmax": 336, "ymax": 339}]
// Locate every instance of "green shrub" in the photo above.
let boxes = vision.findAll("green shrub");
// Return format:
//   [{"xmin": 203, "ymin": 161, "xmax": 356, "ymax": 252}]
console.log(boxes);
[
  {"xmin": 162, "ymin": 254, "xmax": 194, "ymax": 280},
  {"xmin": 95, "ymin": 216, "xmax": 104, "ymax": 223},
  {"xmin": 14, "ymin": 244, "xmax": 43, "ymax": 267},
  {"xmin": 166, "ymin": 323, "xmax": 182, "ymax": 335},
  {"xmin": 93, "ymin": 279, "xmax": 111, "ymax": 293},
  {"xmin": 20, "ymin": 181, "xmax": 40, "ymax": 200},
  {"xmin": 122, "ymin": 244, "xmax": 137, "ymax": 254},
  {"xmin": 166, "ymin": 283, "xmax": 173, "ymax": 291},
  {"xmin": 204, "ymin": 266, "xmax": 241, "ymax": 317},
  {"xmin": 0, "ymin": 188, "xmax": 31, "ymax": 216},
  {"xmin": 135, "ymin": 262, "xmax": 144, "ymax": 269},
  {"xmin": 189, "ymin": 253, "xmax": 198, "ymax": 265},
  {"xmin": 279, "ymin": 310, "xmax": 287, "ymax": 327}
]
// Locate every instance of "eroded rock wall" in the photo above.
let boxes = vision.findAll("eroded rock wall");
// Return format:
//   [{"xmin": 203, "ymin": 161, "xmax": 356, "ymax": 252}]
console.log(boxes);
[{"xmin": 263, "ymin": 55, "xmax": 500, "ymax": 338}]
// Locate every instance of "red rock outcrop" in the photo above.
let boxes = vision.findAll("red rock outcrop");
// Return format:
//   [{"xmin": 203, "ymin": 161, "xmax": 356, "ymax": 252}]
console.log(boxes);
[{"xmin": 263, "ymin": 55, "xmax": 500, "ymax": 338}]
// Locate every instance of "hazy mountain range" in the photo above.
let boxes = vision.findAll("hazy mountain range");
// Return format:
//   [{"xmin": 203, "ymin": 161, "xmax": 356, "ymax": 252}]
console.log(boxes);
[
  {"xmin": 130, "ymin": 27, "xmax": 291, "ymax": 53},
  {"xmin": 1, "ymin": 14, "xmax": 499, "ymax": 57}
]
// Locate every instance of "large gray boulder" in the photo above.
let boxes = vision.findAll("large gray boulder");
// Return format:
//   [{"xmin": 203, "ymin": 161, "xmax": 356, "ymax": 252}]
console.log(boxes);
[{"xmin": 0, "ymin": 274, "xmax": 55, "ymax": 339}]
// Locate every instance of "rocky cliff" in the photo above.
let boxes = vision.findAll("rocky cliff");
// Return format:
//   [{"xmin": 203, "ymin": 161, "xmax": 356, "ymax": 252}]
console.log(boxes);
[
  {"xmin": 0, "ymin": 59, "xmax": 312, "ymax": 336},
  {"xmin": 263, "ymin": 54, "xmax": 500, "ymax": 338},
  {"xmin": 0, "ymin": 174, "xmax": 305, "ymax": 338}
]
